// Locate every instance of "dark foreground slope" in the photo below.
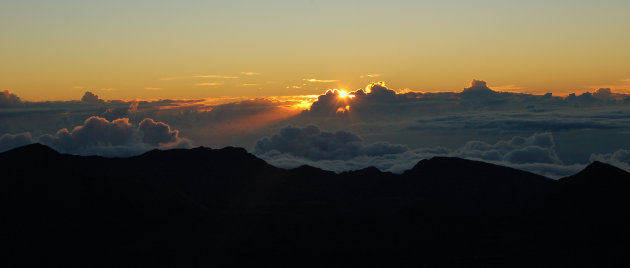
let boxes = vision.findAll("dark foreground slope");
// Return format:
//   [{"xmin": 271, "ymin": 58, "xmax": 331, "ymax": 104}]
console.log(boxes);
[{"xmin": 1, "ymin": 144, "xmax": 630, "ymax": 267}]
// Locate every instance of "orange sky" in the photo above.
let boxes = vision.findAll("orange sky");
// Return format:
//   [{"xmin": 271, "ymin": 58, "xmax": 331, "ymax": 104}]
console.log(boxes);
[{"xmin": 2, "ymin": 1, "xmax": 629, "ymax": 101}]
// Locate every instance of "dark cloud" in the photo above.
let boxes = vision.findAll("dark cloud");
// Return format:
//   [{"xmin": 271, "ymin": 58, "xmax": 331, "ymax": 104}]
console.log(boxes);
[
  {"xmin": 39, "ymin": 116, "xmax": 136, "ymax": 153},
  {"xmin": 33, "ymin": 116, "xmax": 190, "ymax": 156},
  {"xmin": 256, "ymin": 128, "xmax": 579, "ymax": 178},
  {"xmin": 305, "ymin": 80, "xmax": 630, "ymax": 119},
  {"xmin": 0, "ymin": 132, "xmax": 33, "ymax": 152},
  {"xmin": 99, "ymin": 106, "xmax": 132, "ymax": 121},
  {"xmin": 138, "ymin": 118, "xmax": 179, "ymax": 146},
  {"xmin": 409, "ymin": 108, "xmax": 626, "ymax": 134},
  {"xmin": 460, "ymin": 79, "xmax": 496, "ymax": 98},
  {"xmin": 255, "ymin": 125, "xmax": 407, "ymax": 161},
  {"xmin": 454, "ymin": 133, "xmax": 561, "ymax": 165},
  {"xmin": 81, "ymin": 91, "xmax": 103, "ymax": 103},
  {"xmin": 0, "ymin": 90, "xmax": 22, "ymax": 107}
]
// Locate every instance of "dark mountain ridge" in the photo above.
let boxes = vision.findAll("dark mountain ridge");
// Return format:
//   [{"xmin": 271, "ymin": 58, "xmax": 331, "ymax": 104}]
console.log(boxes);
[{"xmin": 1, "ymin": 144, "xmax": 630, "ymax": 267}]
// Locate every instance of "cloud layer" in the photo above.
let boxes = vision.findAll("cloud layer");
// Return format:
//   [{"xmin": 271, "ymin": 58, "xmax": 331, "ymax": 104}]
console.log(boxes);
[
  {"xmin": 255, "ymin": 126, "xmax": 588, "ymax": 178},
  {"xmin": 2, "ymin": 80, "xmax": 630, "ymax": 177},
  {"xmin": 255, "ymin": 125, "xmax": 407, "ymax": 161},
  {"xmin": 1, "ymin": 116, "xmax": 190, "ymax": 157},
  {"xmin": 304, "ymin": 80, "xmax": 630, "ymax": 119}
]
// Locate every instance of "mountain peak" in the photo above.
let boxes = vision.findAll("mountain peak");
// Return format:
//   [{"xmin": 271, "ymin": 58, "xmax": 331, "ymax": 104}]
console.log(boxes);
[
  {"xmin": 561, "ymin": 160, "xmax": 630, "ymax": 184},
  {"xmin": 0, "ymin": 143, "xmax": 59, "ymax": 158}
]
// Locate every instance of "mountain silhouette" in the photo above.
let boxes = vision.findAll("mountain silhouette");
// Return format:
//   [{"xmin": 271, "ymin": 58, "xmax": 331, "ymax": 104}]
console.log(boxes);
[{"xmin": 1, "ymin": 144, "xmax": 630, "ymax": 267}]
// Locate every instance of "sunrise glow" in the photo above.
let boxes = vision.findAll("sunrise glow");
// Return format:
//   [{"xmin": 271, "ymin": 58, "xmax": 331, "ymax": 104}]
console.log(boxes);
[{"xmin": 338, "ymin": 90, "xmax": 349, "ymax": 99}]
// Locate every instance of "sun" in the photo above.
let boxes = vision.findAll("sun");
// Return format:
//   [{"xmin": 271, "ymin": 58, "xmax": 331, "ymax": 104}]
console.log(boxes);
[
  {"xmin": 337, "ymin": 90, "xmax": 354, "ymax": 99},
  {"xmin": 338, "ymin": 90, "xmax": 349, "ymax": 98}
]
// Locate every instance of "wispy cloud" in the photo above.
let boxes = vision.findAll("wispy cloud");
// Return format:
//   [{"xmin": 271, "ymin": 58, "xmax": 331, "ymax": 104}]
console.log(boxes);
[
  {"xmin": 238, "ymin": 83, "xmax": 258, "ymax": 87},
  {"xmin": 145, "ymin": 87, "xmax": 162, "ymax": 91},
  {"xmin": 195, "ymin": 82, "xmax": 224, "ymax": 86},
  {"xmin": 303, "ymin": 78, "xmax": 338, "ymax": 83},
  {"xmin": 194, "ymin": 75, "xmax": 239, "ymax": 79},
  {"xmin": 360, "ymin": 74, "xmax": 383, "ymax": 78},
  {"xmin": 241, "ymin": 72, "xmax": 262, "ymax": 76},
  {"xmin": 492, "ymin": 84, "xmax": 528, "ymax": 91}
]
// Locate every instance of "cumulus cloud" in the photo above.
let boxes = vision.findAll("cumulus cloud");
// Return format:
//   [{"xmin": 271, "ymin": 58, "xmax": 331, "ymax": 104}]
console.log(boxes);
[
  {"xmin": 453, "ymin": 133, "xmax": 561, "ymax": 165},
  {"xmin": 305, "ymin": 81, "xmax": 417, "ymax": 117},
  {"xmin": 460, "ymin": 79, "xmax": 496, "ymax": 98},
  {"xmin": 255, "ymin": 125, "xmax": 407, "ymax": 161},
  {"xmin": 0, "ymin": 132, "xmax": 34, "ymax": 152},
  {"xmin": 304, "ymin": 79, "xmax": 630, "ymax": 119},
  {"xmin": 256, "ymin": 127, "xmax": 582, "ymax": 178},
  {"xmin": 16, "ymin": 116, "xmax": 192, "ymax": 156},
  {"xmin": 0, "ymin": 90, "xmax": 22, "ymax": 107},
  {"xmin": 81, "ymin": 91, "xmax": 103, "ymax": 103},
  {"xmin": 138, "ymin": 118, "xmax": 179, "ymax": 146},
  {"xmin": 39, "ymin": 117, "xmax": 136, "ymax": 153}
]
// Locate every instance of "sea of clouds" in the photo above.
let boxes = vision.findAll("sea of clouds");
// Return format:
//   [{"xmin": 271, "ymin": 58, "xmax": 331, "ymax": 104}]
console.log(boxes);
[{"xmin": 2, "ymin": 80, "xmax": 630, "ymax": 178}]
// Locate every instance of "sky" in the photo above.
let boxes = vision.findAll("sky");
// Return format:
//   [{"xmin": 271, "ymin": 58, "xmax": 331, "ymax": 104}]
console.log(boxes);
[
  {"xmin": 2, "ymin": 1, "xmax": 630, "ymax": 178},
  {"xmin": 2, "ymin": 0, "xmax": 630, "ymax": 100}
]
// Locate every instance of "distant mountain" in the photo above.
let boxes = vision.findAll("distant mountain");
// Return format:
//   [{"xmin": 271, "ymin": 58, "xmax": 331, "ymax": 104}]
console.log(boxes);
[{"xmin": 1, "ymin": 144, "xmax": 630, "ymax": 267}]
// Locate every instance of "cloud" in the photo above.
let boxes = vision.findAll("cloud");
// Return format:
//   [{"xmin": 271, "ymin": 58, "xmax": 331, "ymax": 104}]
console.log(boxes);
[
  {"xmin": 194, "ymin": 75, "xmax": 239, "ymax": 79},
  {"xmin": 304, "ymin": 79, "xmax": 630, "ymax": 120},
  {"xmin": 2, "ymin": 79, "xmax": 630, "ymax": 173},
  {"xmin": 138, "ymin": 118, "xmax": 180, "ymax": 146},
  {"xmin": 453, "ymin": 133, "xmax": 561, "ymax": 165},
  {"xmin": 409, "ymin": 111, "xmax": 620, "ymax": 134},
  {"xmin": 303, "ymin": 78, "xmax": 338, "ymax": 83},
  {"xmin": 256, "ymin": 128, "xmax": 580, "ymax": 178},
  {"xmin": 39, "ymin": 117, "xmax": 136, "ymax": 152},
  {"xmin": 81, "ymin": 91, "xmax": 103, "ymax": 103},
  {"xmin": 34, "ymin": 116, "xmax": 190, "ymax": 156},
  {"xmin": 145, "ymin": 87, "xmax": 162, "ymax": 91},
  {"xmin": 305, "ymin": 81, "xmax": 403, "ymax": 116},
  {"xmin": 360, "ymin": 74, "xmax": 382, "ymax": 78},
  {"xmin": 0, "ymin": 132, "xmax": 33, "ymax": 152},
  {"xmin": 491, "ymin": 84, "xmax": 528, "ymax": 91},
  {"xmin": 0, "ymin": 90, "xmax": 22, "ymax": 107},
  {"xmin": 254, "ymin": 125, "xmax": 407, "ymax": 161},
  {"xmin": 195, "ymin": 82, "xmax": 224, "ymax": 86},
  {"xmin": 460, "ymin": 79, "xmax": 496, "ymax": 98},
  {"xmin": 241, "ymin": 72, "xmax": 261, "ymax": 76}
]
